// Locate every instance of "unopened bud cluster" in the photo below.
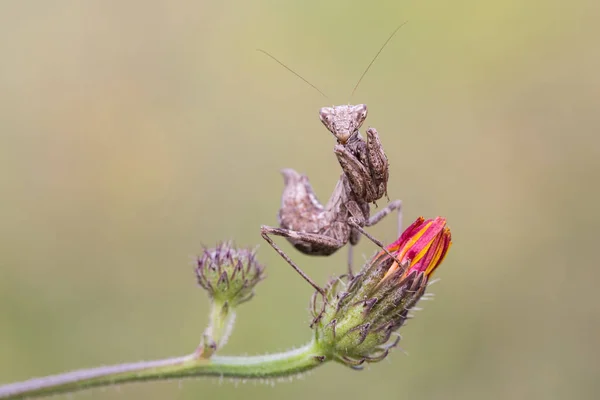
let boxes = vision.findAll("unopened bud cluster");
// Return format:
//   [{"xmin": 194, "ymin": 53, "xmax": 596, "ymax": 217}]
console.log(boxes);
[{"xmin": 195, "ymin": 242, "xmax": 266, "ymax": 307}]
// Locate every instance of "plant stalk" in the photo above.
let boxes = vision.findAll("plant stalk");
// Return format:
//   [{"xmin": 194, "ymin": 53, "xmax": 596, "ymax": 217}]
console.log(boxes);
[
  {"xmin": 199, "ymin": 301, "xmax": 236, "ymax": 358},
  {"xmin": 0, "ymin": 340, "xmax": 326, "ymax": 400}
]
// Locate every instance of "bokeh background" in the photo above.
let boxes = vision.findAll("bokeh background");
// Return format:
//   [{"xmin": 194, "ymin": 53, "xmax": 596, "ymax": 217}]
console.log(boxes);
[{"xmin": 1, "ymin": 1, "xmax": 599, "ymax": 399}]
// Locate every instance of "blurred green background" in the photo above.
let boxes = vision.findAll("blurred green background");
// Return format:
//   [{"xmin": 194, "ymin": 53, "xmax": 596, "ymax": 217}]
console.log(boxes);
[{"xmin": 1, "ymin": 1, "xmax": 599, "ymax": 399}]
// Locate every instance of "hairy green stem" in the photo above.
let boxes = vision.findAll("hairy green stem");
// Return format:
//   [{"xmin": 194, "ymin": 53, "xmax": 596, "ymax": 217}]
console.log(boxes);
[
  {"xmin": 0, "ymin": 341, "xmax": 327, "ymax": 399},
  {"xmin": 200, "ymin": 301, "xmax": 236, "ymax": 357}
]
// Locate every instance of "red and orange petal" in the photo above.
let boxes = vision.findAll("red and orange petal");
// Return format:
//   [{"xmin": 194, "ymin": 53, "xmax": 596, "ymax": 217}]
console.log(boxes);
[
  {"xmin": 409, "ymin": 226, "xmax": 452, "ymax": 277},
  {"xmin": 381, "ymin": 217, "xmax": 451, "ymax": 282},
  {"xmin": 386, "ymin": 217, "xmax": 426, "ymax": 253},
  {"xmin": 370, "ymin": 218, "xmax": 425, "ymax": 267}
]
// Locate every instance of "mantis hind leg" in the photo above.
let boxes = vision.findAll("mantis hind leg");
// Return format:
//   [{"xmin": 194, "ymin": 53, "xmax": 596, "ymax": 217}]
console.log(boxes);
[{"xmin": 260, "ymin": 225, "xmax": 345, "ymax": 294}]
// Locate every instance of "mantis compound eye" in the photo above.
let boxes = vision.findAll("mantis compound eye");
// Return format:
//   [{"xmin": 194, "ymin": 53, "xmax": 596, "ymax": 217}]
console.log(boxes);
[
  {"xmin": 319, "ymin": 107, "xmax": 334, "ymax": 124},
  {"xmin": 352, "ymin": 104, "xmax": 368, "ymax": 128}
]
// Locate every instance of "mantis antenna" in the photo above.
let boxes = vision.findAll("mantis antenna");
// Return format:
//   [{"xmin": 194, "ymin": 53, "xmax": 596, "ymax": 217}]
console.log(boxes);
[
  {"xmin": 350, "ymin": 21, "xmax": 408, "ymax": 98},
  {"xmin": 257, "ymin": 49, "xmax": 329, "ymax": 98}
]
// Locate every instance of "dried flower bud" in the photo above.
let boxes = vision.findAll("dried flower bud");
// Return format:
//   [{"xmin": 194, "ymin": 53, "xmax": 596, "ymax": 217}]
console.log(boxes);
[
  {"xmin": 311, "ymin": 217, "xmax": 452, "ymax": 368},
  {"xmin": 195, "ymin": 242, "xmax": 266, "ymax": 307}
]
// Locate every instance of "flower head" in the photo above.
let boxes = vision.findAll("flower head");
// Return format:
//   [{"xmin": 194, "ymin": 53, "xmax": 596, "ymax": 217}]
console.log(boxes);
[
  {"xmin": 195, "ymin": 242, "xmax": 266, "ymax": 307},
  {"xmin": 311, "ymin": 217, "xmax": 452, "ymax": 368}
]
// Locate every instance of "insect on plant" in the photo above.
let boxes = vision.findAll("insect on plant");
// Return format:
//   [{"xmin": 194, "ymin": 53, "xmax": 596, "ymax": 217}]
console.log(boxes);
[{"xmin": 258, "ymin": 23, "xmax": 407, "ymax": 293}]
